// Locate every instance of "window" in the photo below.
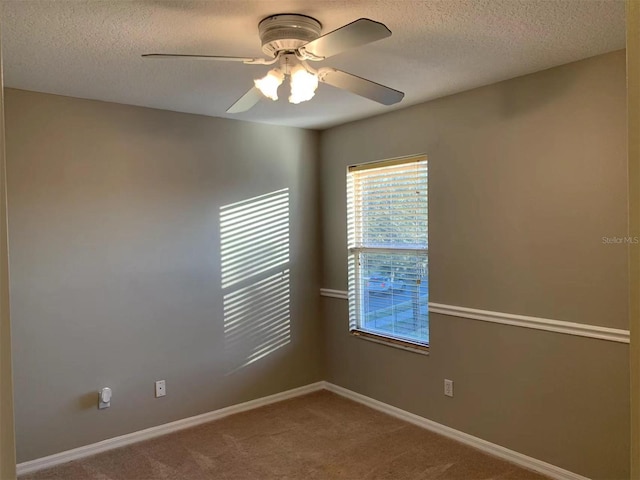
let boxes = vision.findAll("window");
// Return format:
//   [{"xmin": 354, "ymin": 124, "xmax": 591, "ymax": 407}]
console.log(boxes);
[{"xmin": 347, "ymin": 155, "xmax": 428, "ymax": 350}]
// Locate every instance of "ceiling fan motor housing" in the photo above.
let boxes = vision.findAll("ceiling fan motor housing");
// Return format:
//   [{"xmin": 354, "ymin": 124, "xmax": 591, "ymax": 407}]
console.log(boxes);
[{"xmin": 259, "ymin": 14, "xmax": 322, "ymax": 57}]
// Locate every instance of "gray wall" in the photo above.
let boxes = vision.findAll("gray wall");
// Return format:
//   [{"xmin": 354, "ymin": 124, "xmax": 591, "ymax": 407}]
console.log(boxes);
[
  {"xmin": 5, "ymin": 89, "xmax": 323, "ymax": 462},
  {"xmin": 319, "ymin": 50, "xmax": 629, "ymax": 479},
  {"xmin": 4, "ymin": 50, "xmax": 630, "ymax": 479}
]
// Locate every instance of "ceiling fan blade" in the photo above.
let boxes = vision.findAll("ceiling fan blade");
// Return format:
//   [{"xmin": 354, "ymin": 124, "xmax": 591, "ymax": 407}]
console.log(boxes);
[
  {"xmin": 318, "ymin": 68, "xmax": 404, "ymax": 105},
  {"xmin": 300, "ymin": 18, "xmax": 391, "ymax": 60},
  {"xmin": 142, "ymin": 54, "xmax": 262, "ymax": 63},
  {"xmin": 227, "ymin": 86, "xmax": 263, "ymax": 113}
]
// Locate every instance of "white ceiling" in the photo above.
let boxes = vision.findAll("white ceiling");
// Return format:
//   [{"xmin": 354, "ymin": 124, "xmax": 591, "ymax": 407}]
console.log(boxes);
[{"xmin": 1, "ymin": 0, "xmax": 625, "ymax": 129}]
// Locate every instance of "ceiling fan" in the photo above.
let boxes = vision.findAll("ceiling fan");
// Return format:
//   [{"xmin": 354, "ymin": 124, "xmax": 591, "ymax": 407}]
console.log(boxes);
[{"xmin": 142, "ymin": 14, "xmax": 404, "ymax": 113}]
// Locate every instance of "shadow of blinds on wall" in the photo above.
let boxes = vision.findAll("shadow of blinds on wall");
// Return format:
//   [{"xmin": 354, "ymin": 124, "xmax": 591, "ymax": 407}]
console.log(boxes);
[{"xmin": 220, "ymin": 188, "xmax": 291, "ymax": 373}]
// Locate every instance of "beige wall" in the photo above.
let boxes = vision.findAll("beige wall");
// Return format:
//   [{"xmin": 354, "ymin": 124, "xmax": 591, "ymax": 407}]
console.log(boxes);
[
  {"xmin": 3, "ymin": 49, "xmax": 630, "ymax": 478},
  {"xmin": 0, "ymin": 27, "xmax": 17, "ymax": 480},
  {"xmin": 320, "ymin": 50, "xmax": 629, "ymax": 479},
  {"xmin": 4, "ymin": 89, "xmax": 323, "ymax": 462}
]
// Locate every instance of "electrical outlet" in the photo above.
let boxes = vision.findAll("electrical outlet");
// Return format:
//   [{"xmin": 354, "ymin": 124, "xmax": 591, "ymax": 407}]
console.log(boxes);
[
  {"xmin": 98, "ymin": 387, "xmax": 112, "ymax": 409},
  {"xmin": 444, "ymin": 379, "xmax": 454, "ymax": 397},
  {"xmin": 155, "ymin": 380, "xmax": 166, "ymax": 398}
]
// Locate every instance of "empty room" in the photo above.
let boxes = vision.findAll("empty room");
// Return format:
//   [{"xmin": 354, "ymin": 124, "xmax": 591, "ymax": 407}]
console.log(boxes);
[{"xmin": 0, "ymin": 1, "xmax": 638, "ymax": 479}]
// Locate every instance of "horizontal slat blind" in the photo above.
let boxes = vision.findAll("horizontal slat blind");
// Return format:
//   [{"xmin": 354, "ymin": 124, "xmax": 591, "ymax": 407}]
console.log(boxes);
[
  {"xmin": 348, "ymin": 160, "xmax": 428, "ymax": 250},
  {"xmin": 347, "ymin": 156, "xmax": 429, "ymax": 345}
]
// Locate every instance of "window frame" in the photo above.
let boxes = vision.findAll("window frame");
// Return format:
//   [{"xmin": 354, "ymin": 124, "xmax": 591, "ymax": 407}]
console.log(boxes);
[{"xmin": 346, "ymin": 154, "xmax": 429, "ymax": 354}]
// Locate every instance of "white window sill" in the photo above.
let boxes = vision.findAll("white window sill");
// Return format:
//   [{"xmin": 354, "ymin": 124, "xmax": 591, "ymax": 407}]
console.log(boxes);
[{"xmin": 350, "ymin": 329, "xmax": 430, "ymax": 355}]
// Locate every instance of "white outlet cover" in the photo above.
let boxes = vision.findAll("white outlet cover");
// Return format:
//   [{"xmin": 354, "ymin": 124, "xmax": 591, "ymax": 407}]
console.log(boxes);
[
  {"xmin": 444, "ymin": 379, "xmax": 454, "ymax": 397},
  {"xmin": 155, "ymin": 380, "xmax": 166, "ymax": 398}
]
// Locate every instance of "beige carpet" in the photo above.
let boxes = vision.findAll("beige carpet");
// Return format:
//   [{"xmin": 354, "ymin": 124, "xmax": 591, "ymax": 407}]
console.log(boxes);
[{"xmin": 20, "ymin": 390, "xmax": 549, "ymax": 480}]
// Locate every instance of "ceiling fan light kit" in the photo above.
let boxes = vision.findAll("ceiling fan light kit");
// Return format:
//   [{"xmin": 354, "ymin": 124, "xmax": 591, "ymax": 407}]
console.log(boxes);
[
  {"xmin": 142, "ymin": 13, "xmax": 404, "ymax": 113},
  {"xmin": 254, "ymin": 68, "xmax": 284, "ymax": 101}
]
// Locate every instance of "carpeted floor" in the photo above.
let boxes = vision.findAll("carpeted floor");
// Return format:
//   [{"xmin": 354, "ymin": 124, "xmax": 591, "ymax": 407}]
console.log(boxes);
[{"xmin": 21, "ymin": 390, "xmax": 550, "ymax": 479}]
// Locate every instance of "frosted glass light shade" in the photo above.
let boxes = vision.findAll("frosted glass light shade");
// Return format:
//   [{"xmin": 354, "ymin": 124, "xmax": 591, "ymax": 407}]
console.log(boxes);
[
  {"xmin": 289, "ymin": 65, "xmax": 318, "ymax": 104},
  {"xmin": 254, "ymin": 69, "xmax": 285, "ymax": 101}
]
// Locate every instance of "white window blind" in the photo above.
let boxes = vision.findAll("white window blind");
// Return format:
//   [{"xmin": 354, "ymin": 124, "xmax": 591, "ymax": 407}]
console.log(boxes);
[{"xmin": 347, "ymin": 155, "xmax": 429, "ymax": 346}]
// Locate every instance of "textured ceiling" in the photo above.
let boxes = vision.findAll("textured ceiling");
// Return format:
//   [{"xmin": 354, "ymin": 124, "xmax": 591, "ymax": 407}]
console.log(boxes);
[{"xmin": 1, "ymin": 0, "xmax": 626, "ymax": 129}]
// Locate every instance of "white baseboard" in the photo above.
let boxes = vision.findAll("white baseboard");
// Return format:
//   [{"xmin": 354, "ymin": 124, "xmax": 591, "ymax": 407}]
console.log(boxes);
[
  {"xmin": 324, "ymin": 382, "xmax": 589, "ymax": 480},
  {"xmin": 16, "ymin": 381, "xmax": 325, "ymax": 475},
  {"xmin": 18, "ymin": 381, "xmax": 589, "ymax": 480}
]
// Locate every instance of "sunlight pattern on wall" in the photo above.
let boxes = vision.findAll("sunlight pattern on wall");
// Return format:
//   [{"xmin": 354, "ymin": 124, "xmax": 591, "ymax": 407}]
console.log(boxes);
[
  {"xmin": 220, "ymin": 189, "xmax": 291, "ymax": 372},
  {"xmin": 220, "ymin": 189, "xmax": 290, "ymax": 289},
  {"xmin": 223, "ymin": 269, "xmax": 291, "ymax": 368}
]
